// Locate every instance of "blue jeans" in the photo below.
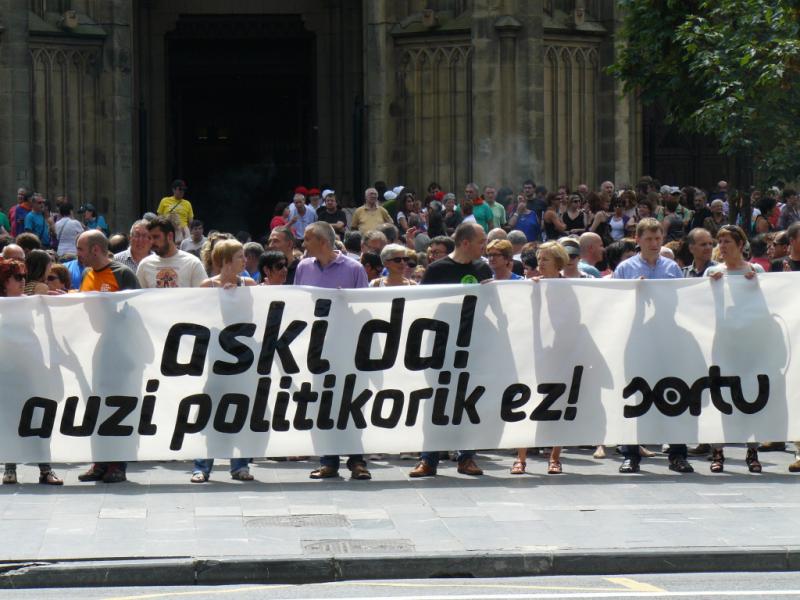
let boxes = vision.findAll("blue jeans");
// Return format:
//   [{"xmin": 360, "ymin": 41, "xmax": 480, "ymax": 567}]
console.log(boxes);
[
  {"xmin": 320, "ymin": 455, "xmax": 365, "ymax": 470},
  {"xmin": 621, "ymin": 444, "xmax": 687, "ymax": 462},
  {"xmin": 193, "ymin": 458, "xmax": 250, "ymax": 476},
  {"xmin": 419, "ymin": 450, "xmax": 475, "ymax": 468}
]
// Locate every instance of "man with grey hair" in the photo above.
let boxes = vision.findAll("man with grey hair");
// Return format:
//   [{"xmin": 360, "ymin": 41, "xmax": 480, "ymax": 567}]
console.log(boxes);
[
  {"xmin": 484, "ymin": 185, "xmax": 506, "ymax": 229},
  {"xmin": 1, "ymin": 244, "xmax": 25, "ymax": 261},
  {"xmin": 507, "ymin": 230, "xmax": 528, "ymax": 259},
  {"xmin": 487, "ymin": 228, "xmax": 508, "ymax": 243},
  {"xmin": 464, "ymin": 182, "xmax": 493, "ymax": 233},
  {"xmin": 350, "ymin": 187, "xmax": 393, "ymax": 235},
  {"xmin": 361, "ymin": 230, "xmax": 388, "ymax": 256},
  {"xmin": 114, "ymin": 219, "xmax": 153, "ymax": 271},
  {"xmin": 600, "ymin": 180, "xmax": 615, "ymax": 197},
  {"xmin": 294, "ymin": 221, "xmax": 371, "ymax": 480}
]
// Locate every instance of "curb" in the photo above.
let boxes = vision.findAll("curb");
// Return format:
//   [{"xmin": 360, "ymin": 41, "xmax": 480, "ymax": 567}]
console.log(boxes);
[{"xmin": 1, "ymin": 547, "xmax": 800, "ymax": 589}]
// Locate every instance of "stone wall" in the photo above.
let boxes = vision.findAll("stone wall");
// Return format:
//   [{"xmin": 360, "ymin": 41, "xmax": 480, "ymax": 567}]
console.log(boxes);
[
  {"xmin": 365, "ymin": 0, "xmax": 637, "ymax": 196},
  {"xmin": 0, "ymin": 0, "xmax": 134, "ymax": 228}
]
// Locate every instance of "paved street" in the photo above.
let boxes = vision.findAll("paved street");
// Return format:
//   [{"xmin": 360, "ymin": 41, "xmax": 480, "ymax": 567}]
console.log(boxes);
[
  {"xmin": 6, "ymin": 572, "xmax": 800, "ymax": 599},
  {"xmin": 1, "ymin": 446, "xmax": 800, "ymax": 587}
]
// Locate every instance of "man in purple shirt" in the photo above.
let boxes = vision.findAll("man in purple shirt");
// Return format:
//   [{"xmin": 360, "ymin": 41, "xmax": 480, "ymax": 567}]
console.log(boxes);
[{"xmin": 294, "ymin": 222, "xmax": 371, "ymax": 480}]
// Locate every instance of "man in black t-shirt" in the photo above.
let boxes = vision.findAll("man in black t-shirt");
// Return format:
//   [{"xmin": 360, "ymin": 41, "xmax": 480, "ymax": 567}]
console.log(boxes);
[
  {"xmin": 316, "ymin": 190, "xmax": 347, "ymax": 239},
  {"xmin": 411, "ymin": 223, "xmax": 491, "ymax": 478},
  {"xmin": 421, "ymin": 223, "xmax": 492, "ymax": 285}
]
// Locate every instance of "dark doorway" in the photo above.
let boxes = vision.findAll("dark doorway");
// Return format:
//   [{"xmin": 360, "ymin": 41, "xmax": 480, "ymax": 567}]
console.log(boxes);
[
  {"xmin": 642, "ymin": 104, "xmax": 751, "ymax": 191},
  {"xmin": 167, "ymin": 15, "xmax": 316, "ymax": 239}
]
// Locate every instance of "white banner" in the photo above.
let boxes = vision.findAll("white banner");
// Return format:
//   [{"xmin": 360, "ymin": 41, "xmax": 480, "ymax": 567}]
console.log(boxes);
[{"xmin": 0, "ymin": 275, "xmax": 797, "ymax": 462}]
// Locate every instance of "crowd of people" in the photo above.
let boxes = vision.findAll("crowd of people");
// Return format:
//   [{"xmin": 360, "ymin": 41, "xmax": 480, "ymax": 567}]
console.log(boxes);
[{"xmin": 1, "ymin": 175, "xmax": 799, "ymax": 484}]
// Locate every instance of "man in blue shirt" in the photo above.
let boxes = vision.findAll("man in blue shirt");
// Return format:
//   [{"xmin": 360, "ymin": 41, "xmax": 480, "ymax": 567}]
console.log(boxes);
[
  {"xmin": 23, "ymin": 195, "xmax": 52, "ymax": 246},
  {"xmin": 507, "ymin": 194, "xmax": 541, "ymax": 242},
  {"xmin": 613, "ymin": 217, "xmax": 691, "ymax": 474}
]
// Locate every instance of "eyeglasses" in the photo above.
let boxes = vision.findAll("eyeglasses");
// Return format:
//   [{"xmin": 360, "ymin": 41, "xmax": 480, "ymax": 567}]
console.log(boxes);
[
  {"xmin": 12, "ymin": 274, "xmax": 26, "ymax": 281},
  {"xmin": 486, "ymin": 253, "xmax": 506, "ymax": 259},
  {"xmin": 46, "ymin": 275, "xmax": 59, "ymax": 282},
  {"xmin": 387, "ymin": 256, "xmax": 411, "ymax": 264}
]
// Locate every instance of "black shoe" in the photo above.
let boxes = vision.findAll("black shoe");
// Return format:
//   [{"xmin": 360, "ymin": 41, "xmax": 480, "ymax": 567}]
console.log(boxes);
[
  {"xmin": 619, "ymin": 459, "xmax": 640, "ymax": 473},
  {"xmin": 669, "ymin": 457, "xmax": 694, "ymax": 473}
]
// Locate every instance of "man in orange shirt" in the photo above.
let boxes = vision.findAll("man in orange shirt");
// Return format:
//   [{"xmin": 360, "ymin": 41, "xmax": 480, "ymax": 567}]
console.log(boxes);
[{"xmin": 77, "ymin": 230, "xmax": 140, "ymax": 482}]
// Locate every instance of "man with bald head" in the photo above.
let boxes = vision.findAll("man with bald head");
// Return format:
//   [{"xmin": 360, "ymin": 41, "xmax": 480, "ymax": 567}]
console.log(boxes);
[
  {"xmin": 76, "ymin": 230, "xmax": 139, "ymax": 483},
  {"xmin": 410, "ymin": 222, "xmax": 492, "ymax": 478},
  {"xmin": 78, "ymin": 230, "xmax": 139, "ymax": 294},
  {"xmin": 1, "ymin": 244, "xmax": 25, "ymax": 261},
  {"xmin": 578, "ymin": 232, "xmax": 604, "ymax": 278},
  {"xmin": 350, "ymin": 187, "xmax": 393, "ymax": 235}
]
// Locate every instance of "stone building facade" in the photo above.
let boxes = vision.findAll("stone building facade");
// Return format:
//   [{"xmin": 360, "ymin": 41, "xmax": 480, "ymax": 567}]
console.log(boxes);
[{"xmin": 1, "ymin": 0, "xmax": 658, "ymax": 233}]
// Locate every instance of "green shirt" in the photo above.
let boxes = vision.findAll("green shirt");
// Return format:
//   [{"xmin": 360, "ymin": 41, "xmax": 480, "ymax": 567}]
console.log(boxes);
[
  {"xmin": 472, "ymin": 202, "xmax": 494, "ymax": 232},
  {"xmin": 0, "ymin": 211, "xmax": 10, "ymax": 233},
  {"xmin": 489, "ymin": 202, "xmax": 506, "ymax": 228}
]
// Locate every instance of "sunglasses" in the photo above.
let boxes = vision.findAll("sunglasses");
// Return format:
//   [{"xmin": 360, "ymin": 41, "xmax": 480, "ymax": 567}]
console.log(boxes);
[
  {"xmin": 47, "ymin": 275, "xmax": 59, "ymax": 282},
  {"xmin": 272, "ymin": 263, "xmax": 288, "ymax": 270},
  {"xmin": 387, "ymin": 256, "xmax": 411, "ymax": 264},
  {"xmin": 12, "ymin": 274, "xmax": 26, "ymax": 281}
]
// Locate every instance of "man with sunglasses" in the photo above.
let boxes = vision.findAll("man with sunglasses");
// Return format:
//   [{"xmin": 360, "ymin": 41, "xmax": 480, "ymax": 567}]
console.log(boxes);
[{"xmin": 23, "ymin": 194, "xmax": 53, "ymax": 247}]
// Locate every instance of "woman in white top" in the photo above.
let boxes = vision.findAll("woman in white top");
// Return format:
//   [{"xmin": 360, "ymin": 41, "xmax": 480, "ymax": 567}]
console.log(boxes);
[
  {"xmin": 705, "ymin": 224, "xmax": 764, "ymax": 474},
  {"xmin": 200, "ymin": 239, "xmax": 257, "ymax": 288},
  {"xmin": 370, "ymin": 243, "xmax": 417, "ymax": 287}
]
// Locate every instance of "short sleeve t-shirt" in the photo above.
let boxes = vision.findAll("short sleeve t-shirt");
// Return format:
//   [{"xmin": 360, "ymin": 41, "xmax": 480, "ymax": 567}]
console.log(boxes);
[
  {"xmin": 157, "ymin": 197, "xmax": 194, "ymax": 228},
  {"xmin": 136, "ymin": 250, "xmax": 206, "ymax": 288},
  {"xmin": 421, "ymin": 256, "xmax": 493, "ymax": 285},
  {"xmin": 351, "ymin": 205, "xmax": 392, "ymax": 235},
  {"xmin": 705, "ymin": 262, "xmax": 765, "ymax": 277},
  {"xmin": 55, "ymin": 217, "xmax": 84, "ymax": 256},
  {"xmin": 80, "ymin": 260, "xmax": 140, "ymax": 292}
]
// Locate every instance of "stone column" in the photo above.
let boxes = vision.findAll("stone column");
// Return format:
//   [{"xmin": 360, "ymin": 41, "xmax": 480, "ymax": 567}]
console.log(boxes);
[
  {"xmin": 511, "ymin": 0, "xmax": 545, "ymax": 188},
  {"xmin": 0, "ymin": 0, "xmax": 33, "ymax": 198},
  {"xmin": 362, "ymin": 0, "xmax": 397, "ymax": 198},
  {"xmin": 107, "ymin": 0, "xmax": 135, "ymax": 229},
  {"xmin": 611, "ymin": 3, "xmax": 641, "ymax": 186}
]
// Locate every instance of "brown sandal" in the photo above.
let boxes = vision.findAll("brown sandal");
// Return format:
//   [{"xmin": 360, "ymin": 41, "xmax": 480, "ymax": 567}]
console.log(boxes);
[
  {"xmin": 746, "ymin": 448, "xmax": 762, "ymax": 473},
  {"xmin": 710, "ymin": 449, "xmax": 724, "ymax": 473},
  {"xmin": 547, "ymin": 460, "xmax": 562, "ymax": 475},
  {"xmin": 510, "ymin": 460, "xmax": 526, "ymax": 475}
]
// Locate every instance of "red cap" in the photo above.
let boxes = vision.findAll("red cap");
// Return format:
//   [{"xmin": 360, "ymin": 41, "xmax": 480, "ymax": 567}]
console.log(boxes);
[
  {"xmin": 308, "ymin": 188, "xmax": 320, "ymax": 196},
  {"xmin": 294, "ymin": 186, "xmax": 309, "ymax": 195},
  {"xmin": 434, "ymin": 191, "xmax": 445, "ymax": 201}
]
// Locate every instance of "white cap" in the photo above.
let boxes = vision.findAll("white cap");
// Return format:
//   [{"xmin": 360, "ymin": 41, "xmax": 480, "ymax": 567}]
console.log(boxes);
[
  {"xmin": 659, "ymin": 185, "xmax": 671, "ymax": 195},
  {"xmin": 383, "ymin": 190, "xmax": 397, "ymax": 201},
  {"xmin": 322, "ymin": 189, "xmax": 335, "ymax": 199},
  {"xmin": 669, "ymin": 186, "xmax": 681, "ymax": 194},
  {"xmin": 392, "ymin": 186, "xmax": 404, "ymax": 195}
]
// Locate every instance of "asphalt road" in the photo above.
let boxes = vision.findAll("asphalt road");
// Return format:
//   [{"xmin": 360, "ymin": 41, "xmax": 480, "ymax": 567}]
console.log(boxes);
[{"xmin": 3, "ymin": 572, "xmax": 800, "ymax": 599}]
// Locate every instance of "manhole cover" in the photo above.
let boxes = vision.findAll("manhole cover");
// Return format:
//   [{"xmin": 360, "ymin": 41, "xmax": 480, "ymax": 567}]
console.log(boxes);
[
  {"xmin": 245, "ymin": 514, "xmax": 350, "ymax": 528},
  {"xmin": 302, "ymin": 539, "xmax": 415, "ymax": 554}
]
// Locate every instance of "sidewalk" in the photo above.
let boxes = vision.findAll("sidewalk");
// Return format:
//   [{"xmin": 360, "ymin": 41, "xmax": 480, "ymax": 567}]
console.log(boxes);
[{"xmin": 2, "ymin": 446, "xmax": 800, "ymax": 588}]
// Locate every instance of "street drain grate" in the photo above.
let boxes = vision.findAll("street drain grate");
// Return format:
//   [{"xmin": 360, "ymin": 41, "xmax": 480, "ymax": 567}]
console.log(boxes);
[
  {"xmin": 245, "ymin": 514, "xmax": 350, "ymax": 528},
  {"xmin": 302, "ymin": 539, "xmax": 415, "ymax": 554}
]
